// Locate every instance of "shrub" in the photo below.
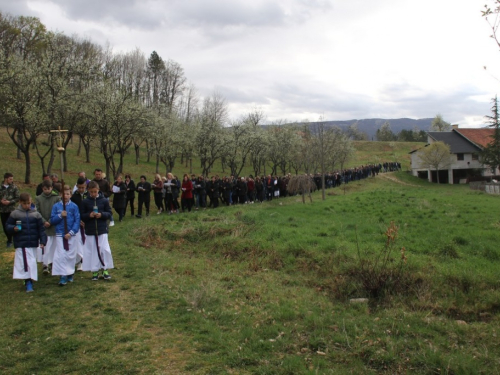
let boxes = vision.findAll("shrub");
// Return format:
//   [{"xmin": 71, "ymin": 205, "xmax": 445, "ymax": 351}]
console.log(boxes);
[{"xmin": 352, "ymin": 222, "xmax": 409, "ymax": 298}]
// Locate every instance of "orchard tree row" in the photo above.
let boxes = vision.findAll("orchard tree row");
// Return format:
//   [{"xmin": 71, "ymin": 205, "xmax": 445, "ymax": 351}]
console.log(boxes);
[{"xmin": 0, "ymin": 13, "xmax": 356, "ymax": 183}]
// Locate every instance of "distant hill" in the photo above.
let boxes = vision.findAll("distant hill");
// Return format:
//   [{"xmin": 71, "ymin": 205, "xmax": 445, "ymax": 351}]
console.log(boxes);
[{"xmin": 265, "ymin": 118, "xmax": 434, "ymax": 139}]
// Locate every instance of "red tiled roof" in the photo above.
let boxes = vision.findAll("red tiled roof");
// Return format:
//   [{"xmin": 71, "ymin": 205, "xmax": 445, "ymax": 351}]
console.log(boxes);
[{"xmin": 454, "ymin": 128, "xmax": 495, "ymax": 148}]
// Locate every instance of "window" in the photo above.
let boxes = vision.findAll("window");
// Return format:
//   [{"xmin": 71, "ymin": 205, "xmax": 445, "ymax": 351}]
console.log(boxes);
[
  {"xmin": 457, "ymin": 153, "xmax": 464, "ymax": 161},
  {"xmin": 472, "ymin": 153, "xmax": 478, "ymax": 161}
]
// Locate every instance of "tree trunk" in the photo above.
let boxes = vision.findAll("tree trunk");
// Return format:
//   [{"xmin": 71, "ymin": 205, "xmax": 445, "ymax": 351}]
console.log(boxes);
[
  {"xmin": 146, "ymin": 140, "xmax": 151, "ymax": 163},
  {"xmin": 105, "ymin": 158, "xmax": 111, "ymax": 180},
  {"xmin": 23, "ymin": 149, "xmax": 31, "ymax": 184},
  {"xmin": 135, "ymin": 143, "xmax": 140, "ymax": 165},
  {"xmin": 77, "ymin": 136, "xmax": 82, "ymax": 156},
  {"xmin": 321, "ymin": 173, "xmax": 325, "ymax": 201},
  {"xmin": 84, "ymin": 142, "xmax": 91, "ymax": 163},
  {"xmin": 17, "ymin": 132, "xmax": 23, "ymax": 160},
  {"xmin": 47, "ymin": 148, "xmax": 56, "ymax": 174},
  {"xmin": 117, "ymin": 152, "xmax": 125, "ymax": 176}
]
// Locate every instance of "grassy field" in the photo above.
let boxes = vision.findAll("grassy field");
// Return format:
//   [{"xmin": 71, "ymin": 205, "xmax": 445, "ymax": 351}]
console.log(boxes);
[{"xmin": 3, "ymin": 131, "xmax": 500, "ymax": 374}]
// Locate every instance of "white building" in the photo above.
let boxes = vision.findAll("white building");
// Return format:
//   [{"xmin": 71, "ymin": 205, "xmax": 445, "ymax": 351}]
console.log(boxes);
[{"xmin": 410, "ymin": 127, "xmax": 496, "ymax": 184}]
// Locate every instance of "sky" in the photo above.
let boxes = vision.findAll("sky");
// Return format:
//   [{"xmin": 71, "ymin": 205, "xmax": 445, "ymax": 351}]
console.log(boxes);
[{"xmin": 1, "ymin": 0, "xmax": 499, "ymax": 127}]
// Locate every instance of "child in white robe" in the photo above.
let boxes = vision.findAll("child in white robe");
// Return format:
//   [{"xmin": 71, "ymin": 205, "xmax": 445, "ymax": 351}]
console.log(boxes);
[{"xmin": 50, "ymin": 185, "xmax": 80, "ymax": 286}]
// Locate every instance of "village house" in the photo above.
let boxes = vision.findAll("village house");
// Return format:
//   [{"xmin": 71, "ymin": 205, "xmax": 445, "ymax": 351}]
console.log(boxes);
[{"xmin": 410, "ymin": 126, "xmax": 498, "ymax": 184}]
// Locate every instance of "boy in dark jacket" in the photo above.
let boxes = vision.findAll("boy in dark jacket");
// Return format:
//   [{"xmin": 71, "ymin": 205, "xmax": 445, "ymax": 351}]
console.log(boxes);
[
  {"xmin": 81, "ymin": 181, "xmax": 114, "ymax": 281},
  {"xmin": 7, "ymin": 193, "xmax": 47, "ymax": 292}
]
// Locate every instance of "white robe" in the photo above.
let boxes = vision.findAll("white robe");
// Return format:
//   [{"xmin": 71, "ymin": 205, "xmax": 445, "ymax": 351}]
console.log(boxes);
[
  {"xmin": 13, "ymin": 247, "xmax": 38, "ymax": 280},
  {"xmin": 37, "ymin": 235, "xmax": 57, "ymax": 265},
  {"xmin": 81, "ymin": 234, "xmax": 114, "ymax": 272},
  {"xmin": 75, "ymin": 226, "xmax": 85, "ymax": 265},
  {"xmin": 52, "ymin": 236, "xmax": 78, "ymax": 276}
]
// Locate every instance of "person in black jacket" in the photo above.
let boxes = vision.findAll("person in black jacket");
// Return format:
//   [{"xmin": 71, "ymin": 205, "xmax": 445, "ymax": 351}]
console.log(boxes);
[
  {"xmin": 222, "ymin": 177, "xmax": 232, "ymax": 206},
  {"xmin": 237, "ymin": 177, "xmax": 248, "ymax": 204},
  {"xmin": 135, "ymin": 175, "xmax": 151, "ymax": 218},
  {"xmin": 7, "ymin": 193, "xmax": 47, "ymax": 292},
  {"xmin": 124, "ymin": 174, "xmax": 135, "ymax": 216},
  {"xmin": 208, "ymin": 176, "xmax": 220, "ymax": 208},
  {"xmin": 255, "ymin": 177, "xmax": 264, "ymax": 203},
  {"xmin": 112, "ymin": 174, "xmax": 127, "ymax": 222},
  {"xmin": 81, "ymin": 181, "xmax": 114, "ymax": 281},
  {"xmin": 194, "ymin": 176, "xmax": 206, "ymax": 209}
]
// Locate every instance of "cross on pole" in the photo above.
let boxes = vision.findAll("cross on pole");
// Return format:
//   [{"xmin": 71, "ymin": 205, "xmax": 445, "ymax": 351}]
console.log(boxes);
[{"xmin": 50, "ymin": 126, "xmax": 69, "ymax": 180}]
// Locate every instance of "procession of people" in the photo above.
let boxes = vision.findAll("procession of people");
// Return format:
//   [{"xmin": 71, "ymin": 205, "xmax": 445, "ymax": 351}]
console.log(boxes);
[{"xmin": 1, "ymin": 161, "xmax": 399, "ymax": 292}]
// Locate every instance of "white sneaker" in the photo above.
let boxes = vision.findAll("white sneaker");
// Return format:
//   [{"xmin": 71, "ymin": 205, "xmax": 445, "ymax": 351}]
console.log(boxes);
[{"xmin": 109, "ymin": 221, "xmax": 115, "ymax": 227}]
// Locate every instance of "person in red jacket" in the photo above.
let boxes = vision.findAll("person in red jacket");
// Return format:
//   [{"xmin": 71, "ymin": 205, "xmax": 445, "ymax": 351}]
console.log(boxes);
[{"xmin": 180, "ymin": 174, "xmax": 193, "ymax": 213}]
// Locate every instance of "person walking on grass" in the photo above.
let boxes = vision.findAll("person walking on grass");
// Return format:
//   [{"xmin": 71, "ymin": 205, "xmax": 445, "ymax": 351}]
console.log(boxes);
[
  {"xmin": 163, "ymin": 173, "xmax": 179, "ymax": 214},
  {"xmin": 50, "ymin": 185, "xmax": 80, "ymax": 286},
  {"xmin": 135, "ymin": 175, "xmax": 151, "ymax": 218},
  {"xmin": 124, "ymin": 174, "xmax": 136, "ymax": 217},
  {"xmin": 194, "ymin": 175, "xmax": 206, "ymax": 209},
  {"xmin": 181, "ymin": 174, "xmax": 193, "ymax": 212},
  {"xmin": 35, "ymin": 179, "xmax": 61, "ymax": 274},
  {"xmin": 152, "ymin": 173, "xmax": 164, "ymax": 214},
  {"xmin": 81, "ymin": 181, "xmax": 114, "ymax": 281},
  {"xmin": 1, "ymin": 172, "xmax": 20, "ymax": 248},
  {"xmin": 7, "ymin": 193, "xmax": 47, "ymax": 292},
  {"xmin": 112, "ymin": 174, "xmax": 127, "ymax": 222},
  {"xmin": 93, "ymin": 168, "xmax": 114, "ymax": 227}
]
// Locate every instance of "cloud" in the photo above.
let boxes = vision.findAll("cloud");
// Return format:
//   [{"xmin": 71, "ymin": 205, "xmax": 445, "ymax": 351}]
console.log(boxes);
[
  {"xmin": 0, "ymin": 0, "xmax": 38, "ymax": 17},
  {"xmin": 40, "ymin": 0, "xmax": 165, "ymax": 29},
  {"xmin": 0, "ymin": 0, "xmax": 496, "ymax": 128},
  {"xmin": 5, "ymin": 0, "xmax": 332, "ymax": 32},
  {"xmin": 216, "ymin": 85, "xmax": 270, "ymax": 106}
]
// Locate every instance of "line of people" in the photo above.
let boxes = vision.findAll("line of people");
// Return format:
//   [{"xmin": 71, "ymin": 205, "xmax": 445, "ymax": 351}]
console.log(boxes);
[
  {"xmin": 1, "ymin": 161, "xmax": 402, "ymax": 292},
  {"xmin": 115, "ymin": 173, "xmax": 291, "ymax": 216}
]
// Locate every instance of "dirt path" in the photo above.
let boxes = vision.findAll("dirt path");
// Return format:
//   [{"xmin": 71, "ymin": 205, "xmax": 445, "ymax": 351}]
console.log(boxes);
[{"xmin": 377, "ymin": 173, "xmax": 420, "ymax": 187}]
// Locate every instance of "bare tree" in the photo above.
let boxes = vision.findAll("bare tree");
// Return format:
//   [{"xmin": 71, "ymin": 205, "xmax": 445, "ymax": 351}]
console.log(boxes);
[
  {"xmin": 195, "ymin": 91, "xmax": 230, "ymax": 177},
  {"xmin": 225, "ymin": 113, "xmax": 263, "ymax": 177},
  {"xmin": 266, "ymin": 122, "xmax": 300, "ymax": 176}
]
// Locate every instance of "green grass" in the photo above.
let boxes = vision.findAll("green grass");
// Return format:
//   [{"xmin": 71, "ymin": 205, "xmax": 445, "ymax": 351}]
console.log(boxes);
[{"xmin": 2, "ymin": 130, "xmax": 500, "ymax": 374}]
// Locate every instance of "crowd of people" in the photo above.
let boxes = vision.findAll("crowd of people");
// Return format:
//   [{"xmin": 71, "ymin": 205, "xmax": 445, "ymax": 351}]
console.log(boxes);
[
  {"xmin": 0, "ymin": 161, "xmax": 400, "ymax": 292},
  {"xmin": 1, "ymin": 170, "xmax": 114, "ymax": 292}
]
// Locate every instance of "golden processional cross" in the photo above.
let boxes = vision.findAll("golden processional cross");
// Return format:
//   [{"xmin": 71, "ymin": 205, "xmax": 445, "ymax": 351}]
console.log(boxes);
[{"xmin": 50, "ymin": 126, "xmax": 69, "ymax": 180}]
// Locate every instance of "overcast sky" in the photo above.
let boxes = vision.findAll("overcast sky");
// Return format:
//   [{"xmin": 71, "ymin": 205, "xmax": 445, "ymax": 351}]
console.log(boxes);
[{"xmin": 1, "ymin": 0, "xmax": 499, "ymax": 126}]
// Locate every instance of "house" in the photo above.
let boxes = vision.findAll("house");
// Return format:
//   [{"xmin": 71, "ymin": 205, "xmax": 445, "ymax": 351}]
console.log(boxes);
[{"xmin": 410, "ymin": 126, "xmax": 497, "ymax": 184}]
